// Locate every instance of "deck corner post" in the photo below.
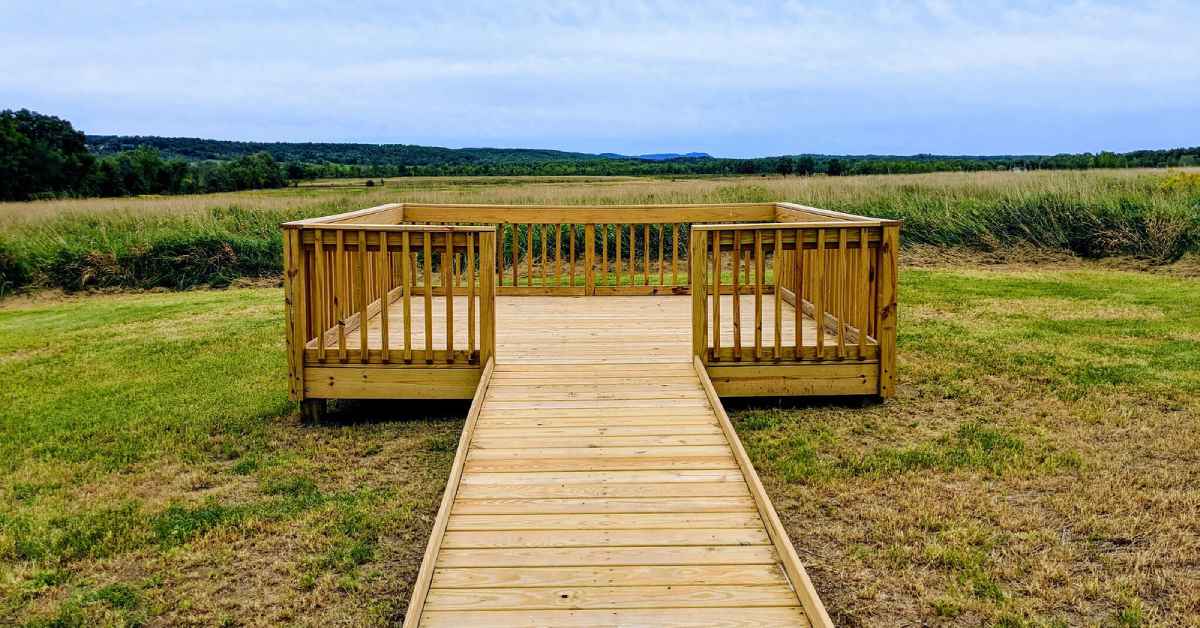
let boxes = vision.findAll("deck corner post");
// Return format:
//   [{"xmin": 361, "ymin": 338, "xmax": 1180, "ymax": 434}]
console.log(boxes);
[
  {"xmin": 690, "ymin": 228, "xmax": 709, "ymax": 362},
  {"xmin": 282, "ymin": 227, "xmax": 307, "ymax": 401},
  {"xmin": 478, "ymin": 230, "xmax": 497, "ymax": 364},
  {"xmin": 876, "ymin": 223, "xmax": 900, "ymax": 398}
]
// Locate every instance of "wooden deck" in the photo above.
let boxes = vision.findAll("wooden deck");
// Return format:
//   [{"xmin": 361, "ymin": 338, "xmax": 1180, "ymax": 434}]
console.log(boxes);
[
  {"xmin": 320, "ymin": 294, "xmax": 838, "ymax": 363},
  {"xmin": 403, "ymin": 298, "xmax": 833, "ymax": 627}
]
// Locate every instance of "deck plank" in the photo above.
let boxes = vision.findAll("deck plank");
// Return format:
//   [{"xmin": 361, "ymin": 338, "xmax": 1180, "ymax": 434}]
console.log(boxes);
[{"xmin": 403, "ymin": 308, "xmax": 824, "ymax": 626}]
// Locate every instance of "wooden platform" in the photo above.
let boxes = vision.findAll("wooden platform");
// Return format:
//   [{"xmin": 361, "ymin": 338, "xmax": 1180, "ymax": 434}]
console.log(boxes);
[
  {"xmin": 403, "ymin": 300, "xmax": 834, "ymax": 626},
  {"xmin": 320, "ymin": 295, "xmax": 837, "ymax": 363}
]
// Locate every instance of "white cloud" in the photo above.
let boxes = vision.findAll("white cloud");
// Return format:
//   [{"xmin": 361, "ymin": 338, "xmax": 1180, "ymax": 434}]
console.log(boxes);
[{"xmin": 1, "ymin": 0, "xmax": 1197, "ymax": 154}]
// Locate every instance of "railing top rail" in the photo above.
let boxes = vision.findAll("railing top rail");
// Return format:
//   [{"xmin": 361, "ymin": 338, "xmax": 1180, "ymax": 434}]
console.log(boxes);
[
  {"xmin": 282, "ymin": 202, "xmax": 898, "ymax": 229},
  {"xmin": 692, "ymin": 220, "xmax": 898, "ymax": 231},
  {"xmin": 286, "ymin": 223, "xmax": 497, "ymax": 233},
  {"xmin": 775, "ymin": 202, "xmax": 894, "ymax": 223},
  {"xmin": 402, "ymin": 202, "xmax": 776, "ymax": 210},
  {"xmin": 282, "ymin": 203, "xmax": 403, "ymax": 227}
]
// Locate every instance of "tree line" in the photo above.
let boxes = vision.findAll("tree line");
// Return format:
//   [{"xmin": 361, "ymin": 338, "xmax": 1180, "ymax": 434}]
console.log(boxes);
[
  {"xmin": 4, "ymin": 108, "xmax": 1199, "ymax": 202},
  {"xmin": 1, "ymin": 110, "xmax": 286, "ymax": 201}
]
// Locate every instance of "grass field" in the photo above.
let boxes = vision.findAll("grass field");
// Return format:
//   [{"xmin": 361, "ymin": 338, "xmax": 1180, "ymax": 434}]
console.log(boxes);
[
  {"xmin": 2, "ymin": 259, "xmax": 1197, "ymax": 626},
  {"xmin": 2, "ymin": 169, "xmax": 1198, "ymax": 293}
]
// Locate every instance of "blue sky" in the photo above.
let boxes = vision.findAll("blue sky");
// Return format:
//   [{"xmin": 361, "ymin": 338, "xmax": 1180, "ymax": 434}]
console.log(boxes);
[{"xmin": 2, "ymin": 1, "xmax": 1197, "ymax": 157}]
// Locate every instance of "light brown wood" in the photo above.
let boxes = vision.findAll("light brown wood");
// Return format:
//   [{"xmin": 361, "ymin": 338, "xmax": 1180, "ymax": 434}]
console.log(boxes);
[
  {"xmin": 279, "ymin": 205, "xmax": 900, "ymax": 627},
  {"xmin": 694, "ymin": 357, "xmax": 833, "ymax": 627},
  {"xmin": 402, "ymin": 358, "xmax": 495, "ymax": 628}
]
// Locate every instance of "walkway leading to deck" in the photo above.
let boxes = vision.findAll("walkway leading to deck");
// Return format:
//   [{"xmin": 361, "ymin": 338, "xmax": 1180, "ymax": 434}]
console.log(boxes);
[{"xmin": 404, "ymin": 298, "xmax": 832, "ymax": 627}]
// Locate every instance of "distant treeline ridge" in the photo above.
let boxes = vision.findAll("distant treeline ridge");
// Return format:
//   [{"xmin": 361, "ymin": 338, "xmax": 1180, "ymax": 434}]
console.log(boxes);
[{"xmin": 3, "ymin": 108, "xmax": 1199, "ymax": 201}]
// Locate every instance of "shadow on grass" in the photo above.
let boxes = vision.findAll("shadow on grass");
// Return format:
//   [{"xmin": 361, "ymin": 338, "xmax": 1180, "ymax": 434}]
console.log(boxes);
[
  {"xmin": 312, "ymin": 399, "xmax": 471, "ymax": 427},
  {"xmin": 721, "ymin": 395, "xmax": 881, "ymax": 414}
]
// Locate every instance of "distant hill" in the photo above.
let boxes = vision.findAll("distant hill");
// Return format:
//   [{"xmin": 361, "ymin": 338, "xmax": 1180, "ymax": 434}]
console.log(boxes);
[
  {"xmin": 599, "ymin": 152, "xmax": 713, "ymax": 161},
  {"xmin": 82, "ymin": 133, "xmax": 1200, "ymax": 179},
  {"xmin": 85, "ymin": 135, "xmax": 616, "ymax": 166}
]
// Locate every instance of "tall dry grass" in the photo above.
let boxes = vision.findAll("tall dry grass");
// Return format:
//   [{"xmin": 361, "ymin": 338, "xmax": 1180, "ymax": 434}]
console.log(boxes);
[{"xmin": 1, "ymin": 169, "xmax": 1197, "ymax": 293}]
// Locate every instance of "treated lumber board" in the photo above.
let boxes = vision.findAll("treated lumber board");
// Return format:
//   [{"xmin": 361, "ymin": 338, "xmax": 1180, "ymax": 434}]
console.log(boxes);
[
  {"xmin": 303, "ymin": 365, "xmax": 480, "ymax": 399},
  {"xmin": 458, "ymin": 469, "xmax": 747, "ymax": 485},
  {"xmin": 440, "ymin": 528, "xmax": 770, "ymax": 548},
  {"xmin": 435, "ymin": 545, "xmax": 780, "ymax": 568},
  {"xmin": 455, "ymin": 481, "xmax": 750, "ymax": 500},
  {"xmin": 693, "ymin": 357, "xmax": 834, "ymax": 628},
  {"xmin": 449, "ymin": 496, "xmax": 756, "ymax": 515},
  {"xmin": 401, "ymin": 359, "xmax": 495, "ymax": 628},
  {"xmin": 470, "ymin": 434, "xmax": 728, "ymax": 448},
  {"xmin": 400, "ymin": 202, "xmax": 777, "ymax": 224},
  {"xmin": 467, "ymin": 446, "xmax": 732, "ymax": 459},
  {"xmin": 418, "ymin": 607, "xmax": 810, "ymax": 627},
  {"xmin": 471, "ymin": 425, "xmax": 723, "ymax": 437},
  {"xmin": 462, "ymin": 456, "xmax": 739, "ymax": 473},
  {"xmin": 429, "ymin": 564, "xmax": 789, "ymax": 589},
  {"xmin": 445, "ymin": 512, "xmax": 763, "ymax": 530},
  {"xmin": 423, "ymin": 584, "xmax": 798, "ymax": 611}
]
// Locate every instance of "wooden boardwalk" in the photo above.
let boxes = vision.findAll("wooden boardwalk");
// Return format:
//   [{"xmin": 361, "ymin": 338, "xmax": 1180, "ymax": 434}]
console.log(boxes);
[{"xmin": 404, "ymin": 299, "xmax": 832, "ymax": 627}]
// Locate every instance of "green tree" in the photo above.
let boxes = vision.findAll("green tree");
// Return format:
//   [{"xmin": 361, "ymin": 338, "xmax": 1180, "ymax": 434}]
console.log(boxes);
[{"xmin": 0, "ymin": 109, "xmax": 95, "ymax": 200}]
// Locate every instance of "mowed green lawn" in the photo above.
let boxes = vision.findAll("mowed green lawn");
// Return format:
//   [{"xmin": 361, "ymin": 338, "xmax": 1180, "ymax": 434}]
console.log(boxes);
[{"xmin": 1, "ymin": 264, "xmax": 1198, "ymax": 626}]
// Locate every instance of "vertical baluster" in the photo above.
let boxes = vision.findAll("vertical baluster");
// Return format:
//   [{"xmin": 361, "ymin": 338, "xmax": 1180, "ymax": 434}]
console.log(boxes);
[
  {"xmin": 402, "ymin": 232, "xmax": 412, "ymax": 362},
  {"xmin": 510, "ymin": 224, "xmax": 518, "ymax": 288},
  {"xmin": 445, "ymin": 231, "xmax": 455, "ymax": 363},
  {"xmin": 467, "ymin": 233, "xmax": 476, "ymax": 361},
  {"xmin": 496, "ymin": 223, "xmax": 504, "ymax": 286},
  {"xmin": 710, "ymin": 229, "xmax": 721, "ymax": 361},
  {"xmin": 773, "ymin": 229, "xmax": 783, "ymax": 360},
  {"xmin": 754, "ymin": 230, "xmax": 763, "ymax": 361},
  {"xmin": 814, "ymin": 229, "xmax": 826, "ymax": 359},
  {"xmin": 423, "ymin": 232, "xmax": 433, "ymax": 363},
  {"xmin": 858, "ymin": 226, "xmax": 869, "ymax": 358},
  {"xmin": 569, "ymin": 224, "xmax": 576, "ymax": 288},
  {"xmin": 525, "ymin": 224, "xmax": 533, "ymax": 287},
  {"xmin": 548, "ymin": 223, "xmax": 557, "ymax": 287},
  {"xmin": 584, "ymin": 224, "xmax": 596, "ymax": 295},
  {"xmin": 671, "ymin": 223, "xmax": 679, "ymax": 286},
  {"xmin": 314, "ymin": 229, "xmax": 327, "ymax": 363},
  {"xmin": 732, "ymin": 230, "xmax": 742, "ymax": 361},
  {"xmin": 795, "ymin": 228, "xmax": 804, "ymax": 356},
  {"xmin": 357, "ymin": 231, "xmax": 368, "ymax": 363},
  {"xmin": 599, "ymin": 224, "xmax": 608, "ymax": 287},
  {"xmin": 657, "ymin": 224, "xmax": 665, "ymax": 286},
  {"xmin": 541, "ymin": 224, "xmax": 548, "ymax": 286},
  {"xmin": 336, "ymin": 230, "xmax": 347, "ymax": 362},
  {"xmin": 628, "ymin": 224, "xmax": 635, "ymax": 286},
  {"xmin": 642, "ymin": 223, "xmax": 650, "ymax": 286},
  {"xmin": 380, "ymin": 232, "xmax": 391, "ymax": 362},
  {"xmin": 836, "ymin": 228, "xmax": 847, "ymax": 359},
  {"xmin": 615, "ymin": 224, "xmax": 622, "ymax": 285}
]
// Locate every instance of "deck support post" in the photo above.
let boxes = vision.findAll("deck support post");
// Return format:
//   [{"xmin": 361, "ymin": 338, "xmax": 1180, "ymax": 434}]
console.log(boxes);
[
  {"xmin": 282, "ymin": 227, "xmax": 307, "ymax": 401},
  {"xmin": 300, "ymin": 398, "xmax": 327, "ymax": 423},
  {"xmin": 876, "ymin": 223, "xmax": 900, "ymax": 398}
]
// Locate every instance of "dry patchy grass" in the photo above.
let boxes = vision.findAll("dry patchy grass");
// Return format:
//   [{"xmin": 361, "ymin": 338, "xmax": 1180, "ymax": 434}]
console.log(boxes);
[
  {"xmin": 2, "ymin": 261, "xmax": 1198, "ymax": 626},
  {"xmin": 734, "ymin": 263, "xmax": 1200, "ymax": 626}
]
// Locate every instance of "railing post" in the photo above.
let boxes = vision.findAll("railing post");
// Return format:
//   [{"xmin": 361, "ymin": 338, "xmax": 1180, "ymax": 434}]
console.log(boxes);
[
  {"xmin": 690, "ymin": 228, "xmax": 708, "ymax": 362},
  {"xmin": 584, "ymin": 224, "xmax": 596, "ymax": 295},
  {"xmin": 282, "ymin": 226, "xmax": 307, "ymax": 401},
  {"xmin": 478, "ymin": 230, "xmax": 497, "ymax": 364},
  {"xmin": 876, "ymin": 223, "xmax": 899, "ymax": 397}
]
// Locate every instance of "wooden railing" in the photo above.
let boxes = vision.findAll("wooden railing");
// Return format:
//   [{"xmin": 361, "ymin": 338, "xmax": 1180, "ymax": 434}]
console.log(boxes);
[
  {"xmin": 399, "ymin": 203, "xmax": 778, "ymax": 295},
  {"xmin": 283, "ymin": 217, "xmax": 496, "ymax": 402},
  {"xmin": 690, "ymin": 216, "xmax": 899, "ymax": 396},
  {"xmin": 283, "ymin": 201, "xmax": 898, "ymax": 402}
]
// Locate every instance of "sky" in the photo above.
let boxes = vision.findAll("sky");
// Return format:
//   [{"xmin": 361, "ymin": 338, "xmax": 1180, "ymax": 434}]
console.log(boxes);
[{"xmin": 2, "ymin": 1, "xmax": 1198, "ymax": 158}]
